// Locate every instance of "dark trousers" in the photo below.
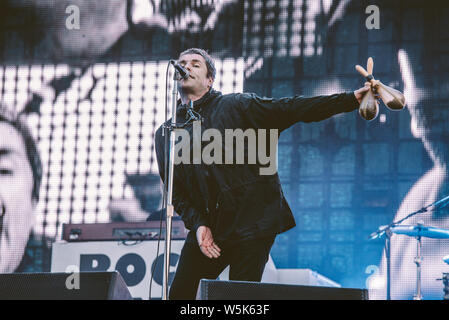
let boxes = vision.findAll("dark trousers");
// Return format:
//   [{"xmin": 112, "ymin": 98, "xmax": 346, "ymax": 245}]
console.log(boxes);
[{"xmin": 169, "ymin": 233, "xmax": 276, "ymax": 300}]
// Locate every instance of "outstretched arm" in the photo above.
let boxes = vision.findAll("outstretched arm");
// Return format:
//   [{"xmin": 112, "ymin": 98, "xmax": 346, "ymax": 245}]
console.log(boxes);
[{"xmin": 237, "ymin": 84, "xmax": 370, "ymax": 131}]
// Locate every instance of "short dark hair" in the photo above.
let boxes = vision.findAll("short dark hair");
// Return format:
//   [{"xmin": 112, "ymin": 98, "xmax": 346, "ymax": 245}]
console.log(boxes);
[
  {"xmin": 179, "ymin": 48, "xmax": 216, "ymax": 80},
  {"xmin": 0, "ymin": 107, "xmax": 42, "ymax": 202}
]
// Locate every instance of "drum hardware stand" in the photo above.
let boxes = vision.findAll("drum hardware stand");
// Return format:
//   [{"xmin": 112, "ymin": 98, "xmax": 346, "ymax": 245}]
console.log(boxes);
[
  {"xmin": 369, "ymin": 194, "xmax": 449, "ymax": 300},
  {"xmin": 413, "ymin": 223, "xmax": 423, "ymax": 300},
  {"xmin": 437, "ymin": 255, "xmax": 449, "ymax": 300},
  {"xmin": 444, "ymin": 275, "xmax": 449, "ymax": 300},
  {"xmin": 370, "ymin": 210, "xmax": 426, "ymax": 300},
  {"xmin": 385, "ymin": 227, "xmax": 392, "ymax": 300},
  {"xmin": 436, "ymin": 273, "xmax": 449, "ymax": 300}
]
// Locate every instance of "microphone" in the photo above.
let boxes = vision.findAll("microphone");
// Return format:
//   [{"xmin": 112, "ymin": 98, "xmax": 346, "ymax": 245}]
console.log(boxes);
[
  {"xmin": 170, "ymin": 60, "xmax": 190, "ymax": 80},
  {"xmin": 369, "ymin": 225, "xmax": 388, "ymax": 240}
]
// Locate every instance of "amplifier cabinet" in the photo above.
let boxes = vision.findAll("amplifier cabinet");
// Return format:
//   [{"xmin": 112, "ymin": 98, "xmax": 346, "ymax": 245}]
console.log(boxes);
[
  {"xmin": 0, "ymin": 272, "xmax": 131, "ymax": 300},
  {"xmin": 62, "ymin": 221, "xmax": 188, "ymax": 242},
  {"xmin": 199, "ymin": 279, "xmax": 369, "ymax": 300},
  {"xmin": 51, "ymin": 240, "xmax": 185, "ymax": 300}
]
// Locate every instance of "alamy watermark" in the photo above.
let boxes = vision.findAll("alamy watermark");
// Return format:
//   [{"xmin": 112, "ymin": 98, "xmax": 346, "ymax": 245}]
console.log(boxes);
[
  {"xmin": 173, "ymin": 121, "xmax": 279, "ymax": 176},
  {"xmin": 65, "ymin": 265, "xmax": 80, "ymax": 290},
  {"xmin": 66, "ymin": 5, "xmax": 80, "ymax": 30},
  {"xmin": 366, "ymin": 5, "xmax": 380, "ymax": 30}
]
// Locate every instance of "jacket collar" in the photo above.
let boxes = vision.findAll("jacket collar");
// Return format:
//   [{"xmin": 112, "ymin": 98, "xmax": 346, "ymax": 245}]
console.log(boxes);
[{"xmin": 177, "ymin": 88, "xmax": 221, "ymax": 111}]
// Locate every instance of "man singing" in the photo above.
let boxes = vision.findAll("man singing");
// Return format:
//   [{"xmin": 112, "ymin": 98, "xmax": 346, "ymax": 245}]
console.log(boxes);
[{"xmin": 155, "ymin": 48, "xmax": 370, "ymax": 299}]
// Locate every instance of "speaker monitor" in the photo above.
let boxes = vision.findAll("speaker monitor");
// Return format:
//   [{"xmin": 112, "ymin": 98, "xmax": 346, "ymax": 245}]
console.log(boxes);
[
  {"xmin": 199, "ymin": 279, "xmax": 368, "ymax": 300},
  {"xmin": 0, "ymin": 271, "xmax": 132, "ymax": 300}
]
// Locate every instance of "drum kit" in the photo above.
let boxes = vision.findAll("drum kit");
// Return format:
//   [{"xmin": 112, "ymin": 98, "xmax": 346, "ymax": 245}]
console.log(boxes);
[
  {"xmin": 370, "ymin": 195, "xmax": 449, "ymax": 300},
  {"xmin": 439, "ymin": 255, "xmax": 449, "ymax": 300}
]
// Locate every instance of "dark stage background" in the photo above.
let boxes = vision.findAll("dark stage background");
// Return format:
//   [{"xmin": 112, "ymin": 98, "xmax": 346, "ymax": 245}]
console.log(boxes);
[{"xmin": 0, "ymin": 0, "xmax": 448, "ymax": 300}]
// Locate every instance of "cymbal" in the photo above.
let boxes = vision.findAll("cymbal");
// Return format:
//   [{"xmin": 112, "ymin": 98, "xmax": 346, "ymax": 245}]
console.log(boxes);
[
  {"xmin": 444, "ymin": 255, "xmax": 449, "ymax": 265},
  {"xmin": 391, "ymin": 225, "xmax": 449, "ymax": 239}
]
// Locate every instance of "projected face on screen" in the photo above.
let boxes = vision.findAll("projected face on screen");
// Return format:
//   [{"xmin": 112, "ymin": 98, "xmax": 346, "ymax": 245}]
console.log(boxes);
[
  {"xmin": 2, "ymin": 0, "xmax": 240, "ymax": 68},
  {"xmin": 1, "ymin": 0, "xmax": 129, "ymax": 68},
  {"xmin": 400, "ymin": 51, "xmax": 449, "ymax": 167},
  {"xmin": 0, "ymin": 118, "xmax": 36, "ymax": 273},
  {"xmin": 371, "ymin": 50, "xmax": 449, "ymax": 300}
]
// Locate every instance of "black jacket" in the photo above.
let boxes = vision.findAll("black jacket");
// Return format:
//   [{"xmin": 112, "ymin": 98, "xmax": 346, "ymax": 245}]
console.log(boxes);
[{"xmin": 155, "ymin": 89, "xmax": 359, "ymax": 243}]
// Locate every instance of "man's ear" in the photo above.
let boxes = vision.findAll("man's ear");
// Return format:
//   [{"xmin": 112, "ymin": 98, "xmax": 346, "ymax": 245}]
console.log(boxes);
[{"xmin": 207, "ymin": 76, "xmax": 214, "ymax": 88}]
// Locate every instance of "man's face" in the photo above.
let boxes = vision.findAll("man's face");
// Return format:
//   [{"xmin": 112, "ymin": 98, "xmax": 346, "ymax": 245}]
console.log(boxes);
[
  {"xmin": 398, "ymin": 49, "xmax": 449, "ymax": 163},
  {"xmin": 0, "ymin": 122, "xmax": 35, "ymax": 273},
  {"xmin": 177, "ymin": 53, "xmax": 214, "ymax": 95}
]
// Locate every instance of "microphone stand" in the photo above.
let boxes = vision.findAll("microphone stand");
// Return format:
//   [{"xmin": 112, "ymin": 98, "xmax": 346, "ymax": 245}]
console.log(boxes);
[
  {"xmin": 161, "ymin": 69, "xmax": 179, "ymax": 300},
  {"xmin": 160, "ymin": 67, "xmax": 201, "ymax": 300},
  {"xmin": 369, "ymin": 194, "xmax": 449, "ymax": 300}
]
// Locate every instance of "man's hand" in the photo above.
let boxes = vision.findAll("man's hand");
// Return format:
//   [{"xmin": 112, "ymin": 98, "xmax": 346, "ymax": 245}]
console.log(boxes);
[
  {"xmin": 196, "ymin": 226, "xmax": 221, "ymax": 259},
  {"xmin": 354, "ymin": 82, "xmax": 373, "ymax": 105}
]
